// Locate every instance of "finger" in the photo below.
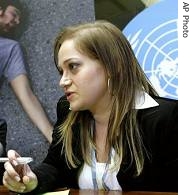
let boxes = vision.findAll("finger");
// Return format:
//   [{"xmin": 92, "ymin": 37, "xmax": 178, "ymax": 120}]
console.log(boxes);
[
  {"xmin": 22, "ymin": 164, "xmax": 30, "ymax": 184},
  {"xmin": 7, "ymin": 149, "xmax": 21, "ymax": 159},
  {"xmin": 22, "ymin": 175, "xmax": 37, "ymax": 192},
  {"xmin": 22, "ymin": 165, "xmax": 38, "ymax": 190},
  {"xmin": 7, "ymin": 150, "xmax": 21, "ymax": 166},
  {"xmin": 4, "ymin": 161, "xmax": 21, "ymax": 182},
  {"xmin": 22, "ymin": 175, "xmax": 35, "ymax": 192},
  {"xmin": 3, "ymin": 171, "xmax": 26, "ymax": 193}
]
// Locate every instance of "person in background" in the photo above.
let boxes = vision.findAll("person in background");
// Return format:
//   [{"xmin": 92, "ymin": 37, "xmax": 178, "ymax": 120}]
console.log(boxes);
[
  {"xmin": 0, "ymin": 0, "xmax": 53, "ymax": 184},
  {"xmin": 2, "ymin": 20, "xmax": 178, "ymax": 193},
  {"xmin": 0, "ymin": 0, "xmax": 53, "ymax": 144}
]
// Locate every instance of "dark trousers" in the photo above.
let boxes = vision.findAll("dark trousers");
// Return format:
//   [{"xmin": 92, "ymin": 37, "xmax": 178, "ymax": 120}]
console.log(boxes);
[{"xmin": 0, "ymin": 119, "xmax": 7, "ymax": 184}]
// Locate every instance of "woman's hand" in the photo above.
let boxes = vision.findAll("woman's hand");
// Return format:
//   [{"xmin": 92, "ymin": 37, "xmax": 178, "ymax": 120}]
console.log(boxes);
[{"xmin": 3, "ymin": 149, "xmax": 38, "ymax": 193}]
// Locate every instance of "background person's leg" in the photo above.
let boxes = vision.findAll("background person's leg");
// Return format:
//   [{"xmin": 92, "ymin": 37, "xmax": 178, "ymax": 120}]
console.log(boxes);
[{"xmin": 0, "ymin": 118, "xmax": 7, "ymax": 184}]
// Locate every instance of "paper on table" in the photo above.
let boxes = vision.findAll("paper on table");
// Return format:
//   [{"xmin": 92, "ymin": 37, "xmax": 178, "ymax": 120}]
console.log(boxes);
[{"xmin": 40, "ymin": 189, "xmax": 69, "ymax": 195}]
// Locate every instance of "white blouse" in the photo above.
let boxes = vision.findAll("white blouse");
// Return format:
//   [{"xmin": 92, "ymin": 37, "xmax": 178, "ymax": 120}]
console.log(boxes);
[{"xmin": 78, "ymin": 149, "xmax": 122, "ymax": 191}]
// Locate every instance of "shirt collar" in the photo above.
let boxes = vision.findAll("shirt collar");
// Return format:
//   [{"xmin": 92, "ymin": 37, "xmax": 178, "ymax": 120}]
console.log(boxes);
[{"xmin": 135, "ymin": 91, "xmax": 159, "ymax": 109}]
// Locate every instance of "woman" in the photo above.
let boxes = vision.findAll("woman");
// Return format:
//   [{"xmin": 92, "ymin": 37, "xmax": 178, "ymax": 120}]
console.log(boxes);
[{"xmin": 2, "ymin": 20, "xmax": 178, "ymax": 193}]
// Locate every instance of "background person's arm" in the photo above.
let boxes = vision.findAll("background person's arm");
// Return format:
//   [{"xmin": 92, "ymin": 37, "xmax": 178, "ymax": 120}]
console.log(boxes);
[{"xmin": 10, "ymin": 74, "xmax": 53, "ymax": 143}]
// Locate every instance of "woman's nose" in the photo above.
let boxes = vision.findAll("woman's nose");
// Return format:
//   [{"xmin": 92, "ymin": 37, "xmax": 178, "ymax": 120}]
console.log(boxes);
[{"xmin": 59, "ymin": 76, "xmax": 72, "ymax": 88}]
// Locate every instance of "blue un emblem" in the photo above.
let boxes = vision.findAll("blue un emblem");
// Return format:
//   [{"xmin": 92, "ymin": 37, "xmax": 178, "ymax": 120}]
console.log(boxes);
[{"xmin": 123, "ymin": 0, "xmax": 178, "ymax": 99}]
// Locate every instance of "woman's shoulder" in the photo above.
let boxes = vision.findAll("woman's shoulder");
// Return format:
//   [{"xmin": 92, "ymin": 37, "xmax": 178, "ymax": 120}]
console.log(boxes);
[
  {"xmin": 137, "ymin": 96, "xmax": 178, "ymax": 133},
  {"xmin": 154, "ymin": 96, "xmax": 177, "ymax": 117},
  {"xmin": 141, "ymin": 96, "xmax": 177, "ymax": 116},
  {"xmin": 153, "ymin": 96, "xmax": 178, "ymax": 107}
]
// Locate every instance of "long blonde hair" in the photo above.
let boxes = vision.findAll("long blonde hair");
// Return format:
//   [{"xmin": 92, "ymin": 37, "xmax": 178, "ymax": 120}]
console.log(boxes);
[{"xmin": 54, "ymin": 20, "xmax": 158, "ymax": 176}]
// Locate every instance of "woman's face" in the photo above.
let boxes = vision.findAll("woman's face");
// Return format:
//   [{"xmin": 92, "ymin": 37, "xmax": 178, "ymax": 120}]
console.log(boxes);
[{"xmin": 58, "ymin": 39, "xmax": 110, "ymax": 113}]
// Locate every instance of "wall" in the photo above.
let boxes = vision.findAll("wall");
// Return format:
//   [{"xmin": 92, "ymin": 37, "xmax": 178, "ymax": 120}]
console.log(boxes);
[
  {"xmin": 0, "ymin": 0, "xmax": 95, "ymax": 167},
  {"xmin": 95, "ymin": 0, "xmax": 178, "ymax": 100}
]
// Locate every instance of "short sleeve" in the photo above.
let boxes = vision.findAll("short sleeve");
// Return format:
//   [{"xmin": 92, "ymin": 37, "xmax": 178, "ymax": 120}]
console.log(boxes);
[{"xmin": 3, "ymin": 41, "xmax": 27, "ymax": 82}]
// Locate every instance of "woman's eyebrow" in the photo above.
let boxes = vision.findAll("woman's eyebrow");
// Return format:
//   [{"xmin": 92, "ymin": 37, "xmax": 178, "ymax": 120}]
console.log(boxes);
[{"xmin": 58, "ymin": 58, "xmax": 79, "ymax": 67}]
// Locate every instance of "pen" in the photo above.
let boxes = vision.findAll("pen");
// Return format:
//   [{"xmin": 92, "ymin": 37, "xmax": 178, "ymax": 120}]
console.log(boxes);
[{"xmin": 0, "ymin": 157, "xmax": 33, "ymax": 164}]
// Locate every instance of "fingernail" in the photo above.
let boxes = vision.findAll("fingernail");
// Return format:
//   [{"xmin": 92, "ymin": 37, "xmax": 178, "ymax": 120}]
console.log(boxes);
[
  {"xmin": 20, "ymin": 186, "xmax": 26, "ymax": 192},
  {"xmin": 15, "ymin": 176, "xmax": 20, "ymax": 182},
  {"xmin": 25, "ymin": 177, "xmax": 29, "ymax": 183},
  {"xmin": 12, "ymin": 160, "xmax": 18, "ymax": 166}
]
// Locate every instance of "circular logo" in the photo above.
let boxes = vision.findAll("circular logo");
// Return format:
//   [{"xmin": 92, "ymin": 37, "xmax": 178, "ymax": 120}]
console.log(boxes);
[{"xmin": 123, "ymin": 0, "xmax": 178, "ymax": 99}]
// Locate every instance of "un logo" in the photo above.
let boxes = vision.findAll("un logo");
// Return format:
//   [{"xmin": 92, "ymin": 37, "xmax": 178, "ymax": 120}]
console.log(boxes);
[{"xmin": 123, "ymin": 0, "xmax": 178, "ymax": 99}]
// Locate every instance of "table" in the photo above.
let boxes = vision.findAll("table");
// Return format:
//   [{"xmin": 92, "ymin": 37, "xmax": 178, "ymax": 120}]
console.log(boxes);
[
  {"xmin": 0, "ymin": 186, "xmax": 178, "ymax": 195},
  {"xmin": 69, "ymin": 189, "xmax": 177, "ymax": 195}
]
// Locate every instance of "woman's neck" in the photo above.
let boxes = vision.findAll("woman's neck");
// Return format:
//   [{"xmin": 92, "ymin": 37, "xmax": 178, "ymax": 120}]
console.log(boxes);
[
  {"xmin": 90, "ymin": 98, "xmax": 113, "ymax": 162},
  {"xmin": 93, "ymin": 115, "xmax": 110, "ymax": 163}
]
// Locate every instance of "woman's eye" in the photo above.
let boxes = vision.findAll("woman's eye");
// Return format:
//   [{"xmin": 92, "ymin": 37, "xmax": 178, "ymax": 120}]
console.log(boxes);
[{"xmin": 69, "ymin": 63, "xmax": 79, "ymax": 70}]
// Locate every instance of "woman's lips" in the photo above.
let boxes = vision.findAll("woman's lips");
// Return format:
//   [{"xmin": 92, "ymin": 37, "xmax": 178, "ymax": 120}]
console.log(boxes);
[{"xmin": 66, "ymin": 92, "xmax": 74, "ymax": 101}]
